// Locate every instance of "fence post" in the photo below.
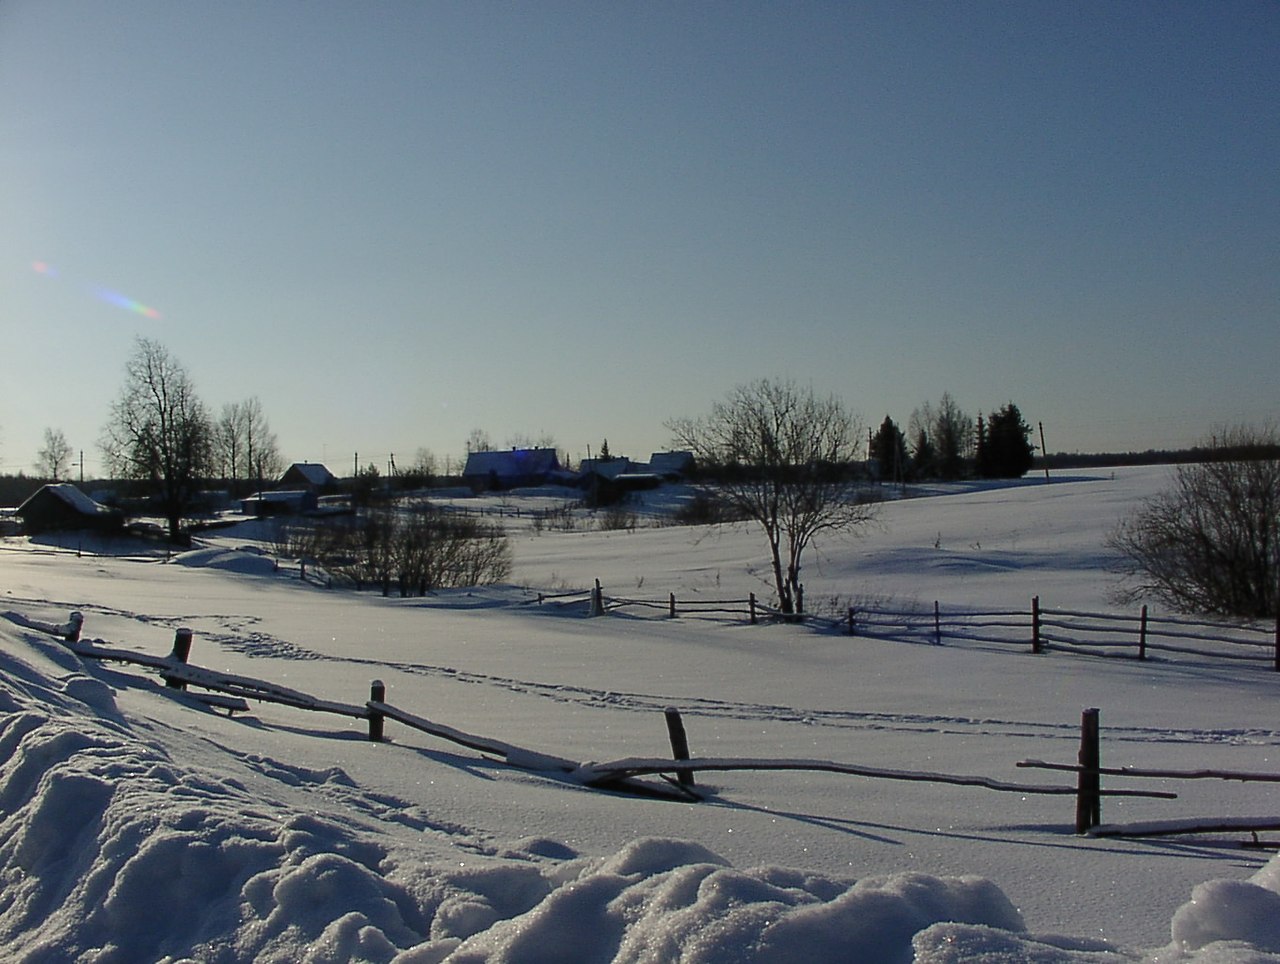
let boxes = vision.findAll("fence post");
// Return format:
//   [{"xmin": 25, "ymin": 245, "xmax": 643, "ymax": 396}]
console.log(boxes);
[
  {"xmin": 934, "ymin": 601, "xmax": 942, "ymax": 646},
  {"xmin": 669, "ymin": 593, "xmax": 677, "ymax": 618},
  {"xmin": 1138, "ymin": 605, "xmax": 1148, "ymax": 661},
  {"xmin": 664, "ymin": 707, "xmax": 694, "ymax": 787},
  {"xmin": 1031, "ymin": 596, "xmax": 1041, "ymax": 654},
  {"xmin": 65, "ymin": 612, "xmax": 84, "ymax": 642},
  {"xmin": 368, "ymin": 680, "xmax": 386, "ymax": 742},
  {"xmin": 167, "ymin": 628, "xmax": 193, "ymax": 690},
  {"xmin": 847, "ymin": 607, "xmax": 856, "ymax": 637},
  {"xmin": 590, "ymin": 579, "xmax": 604, "ymax": 617},
  {"xmin": 749, "ymin": 593, "xmax": 757, "ymax": 625},
  {"xmin": 1075, "ymin": 707, "xmax": 1101, "ymax": 833}
]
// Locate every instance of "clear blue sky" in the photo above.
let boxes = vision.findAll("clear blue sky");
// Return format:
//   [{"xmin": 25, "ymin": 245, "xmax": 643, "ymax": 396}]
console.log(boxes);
[{"xmin": 2, "ymin": 1, "xmax": 1276, "ymax": 477}]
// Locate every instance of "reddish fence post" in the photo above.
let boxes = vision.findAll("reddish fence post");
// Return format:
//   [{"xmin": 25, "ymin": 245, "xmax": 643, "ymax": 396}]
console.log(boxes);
[
  {"xmin": 664, "ymin": 707, "xmax": 694, "ymax": 787},
  {"xmin": 167, "ymin": 628, "xmax": 193, "ymax": 690},
  {"xmin": 669, "ymin": 593, "xmax": 677, "ymax": 618},
  {"xmin": 368, "ymin": 680, "xmax": 386, "ymax": 742},
  {"xmin": 1075, "ymin": 707, "xmax": 1101, "ymax": 833},
  {"xmin": 1031, "ymin": 596, "xmax": 1042, "ymax": 654}
]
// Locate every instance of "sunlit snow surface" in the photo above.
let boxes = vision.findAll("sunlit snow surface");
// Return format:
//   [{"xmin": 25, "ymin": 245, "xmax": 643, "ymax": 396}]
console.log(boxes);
[{"xmin": 3, "ymin": 466, "xmax": 1280, "ymax": 962}]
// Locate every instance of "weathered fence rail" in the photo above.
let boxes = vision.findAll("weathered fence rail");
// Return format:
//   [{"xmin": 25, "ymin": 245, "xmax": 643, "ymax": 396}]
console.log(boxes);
[{"xmin": 1018, "ymin": 707, "xmax": 1280, "ymax": 838}]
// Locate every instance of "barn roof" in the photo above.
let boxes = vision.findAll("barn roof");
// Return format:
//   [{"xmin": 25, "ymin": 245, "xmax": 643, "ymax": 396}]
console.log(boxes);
[
  {"xmin": 462, "ymin": 448, "xmax": 561, "ymax": 478},
  {"xmin": 281, "ymin": 463, "xmax": 338, "ymax": 487},
  {"xmin": 18, "ymin": 483, "xmax": 114, "ymax": 519}
]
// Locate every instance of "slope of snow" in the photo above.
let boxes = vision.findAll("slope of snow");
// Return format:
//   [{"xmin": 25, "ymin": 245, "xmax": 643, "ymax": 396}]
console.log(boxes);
[{"xmin": 2, "ymin": 465, "xmax": 1280, "ymax": 961}]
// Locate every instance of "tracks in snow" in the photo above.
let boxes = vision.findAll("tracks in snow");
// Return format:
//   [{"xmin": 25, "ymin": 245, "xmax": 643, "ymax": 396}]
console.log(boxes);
[{"xmin": 22, "ymin": 597, "xmax": 1280, "ymax": 751}]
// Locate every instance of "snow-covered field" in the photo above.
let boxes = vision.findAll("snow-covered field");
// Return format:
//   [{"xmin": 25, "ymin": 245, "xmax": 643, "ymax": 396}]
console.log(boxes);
[{"xmin": 4, "ymin": 465, "xmax": 1280, "ymax": 962}]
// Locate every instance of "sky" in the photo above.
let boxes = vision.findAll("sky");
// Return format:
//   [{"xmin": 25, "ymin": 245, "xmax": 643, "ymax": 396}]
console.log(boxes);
[{"xmin": 1, "ymin": 1, "xmax": 1277, "ymax": 478}]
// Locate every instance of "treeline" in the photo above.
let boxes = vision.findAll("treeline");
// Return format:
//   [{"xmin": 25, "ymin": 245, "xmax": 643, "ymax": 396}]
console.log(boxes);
[
  {"xmin": 1041, "ymin": 442, "xmax": 1280, "ymax": 470},
  {"xmin": 867, "ymin": 395, "xmax": 1036, "ymax": 483}
]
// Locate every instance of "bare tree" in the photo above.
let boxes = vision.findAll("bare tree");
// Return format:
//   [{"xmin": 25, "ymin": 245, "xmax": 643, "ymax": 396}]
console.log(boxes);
[
  {"xmin": 37, "ymin": 428, "xmax": 74, "ymax": 480},
  {"xmin": 100, "ymin": 337, "xmax": 212, "ymax": 542},
  {"xmin": 466, "ymin": 428, "xmax": 493, "ymax": 455},
  {"xmin": 1109, "ymin": 426, "xmax": 1280, "ymax": 618},
  {"xmin": 215, "ymin": 397, "xmax": 282, "ymax": 493},
  {"xmin": 668, "ymin": 378, "xmax": 878, "ymax": 616},
  {"xmin": 931, "ymin": 392, "xmax": 974, "ymax": 480}
]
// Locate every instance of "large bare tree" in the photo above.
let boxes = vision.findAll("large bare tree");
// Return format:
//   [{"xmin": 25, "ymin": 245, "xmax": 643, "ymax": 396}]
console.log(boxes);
[
  {"xmin": 669, "ymin": 378, "xmax": 878, "ymax": 616},
  {"xmin": 100, "ymin": 337, "xmax": 212, "ymax": 542}
]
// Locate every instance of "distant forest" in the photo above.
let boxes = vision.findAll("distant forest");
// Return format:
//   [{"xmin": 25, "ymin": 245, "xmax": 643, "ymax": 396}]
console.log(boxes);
[{"xmin": 1039, "ymin": 442, "xmax": 1280, "ymax": 471}]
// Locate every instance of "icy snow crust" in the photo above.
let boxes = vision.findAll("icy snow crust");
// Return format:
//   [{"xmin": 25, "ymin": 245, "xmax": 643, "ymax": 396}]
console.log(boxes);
[{"xmin": 2, "ymin": 466, "xmax": 1280, "ymax": 961}]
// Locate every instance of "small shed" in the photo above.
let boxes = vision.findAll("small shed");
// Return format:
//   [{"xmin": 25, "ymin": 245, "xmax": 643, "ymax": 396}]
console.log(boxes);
[
  {"xmin": 279, "ymin": 463, "xmax": 339, "ymax": 493},
  {"xmin": 240, "ymin": 490, "xmax": 318, "ymax": 516},
  {"xmin": 17, "ymin": 484, "xmax": 123, "ymax": 534}
]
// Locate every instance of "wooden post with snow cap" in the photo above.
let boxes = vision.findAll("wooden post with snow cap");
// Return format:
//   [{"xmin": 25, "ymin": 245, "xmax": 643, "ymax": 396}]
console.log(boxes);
[
  {"xmin": 664, "ymin": 707, "xmax": 694, "ymax": 787},
  {"xmin": 368, "ymin": 680, "xmax": 386, "ymax": 742},
  {"xmin": 590, "ymin": 579, "xmax": 605, "ymax": 617},
  {"xmin": 1075, "ymin": 707, "xmax": 1102, "ymax": 833},
  {"xmin": 167, "ymin": 628, "xmax": 193, "ymax": 690}
]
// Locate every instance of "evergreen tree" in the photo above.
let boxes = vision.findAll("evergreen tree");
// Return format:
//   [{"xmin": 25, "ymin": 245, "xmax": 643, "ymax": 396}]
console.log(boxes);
[
  {"xmin": 978, "ymin": 402, "xmax": 1035, "ymax": 478},
  {"xmin": 869, "ymin": 415, "xmax": 909, "ymax": 483}
]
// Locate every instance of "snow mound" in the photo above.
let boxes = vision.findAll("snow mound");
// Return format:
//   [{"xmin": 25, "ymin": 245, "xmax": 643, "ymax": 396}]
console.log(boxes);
[{"xmin": 171, "ymin": 545, "xmax": 279, "ymax": 576}]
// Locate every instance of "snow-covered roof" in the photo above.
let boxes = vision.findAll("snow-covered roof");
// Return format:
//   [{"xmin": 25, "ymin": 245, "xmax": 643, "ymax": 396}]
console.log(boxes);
[
  {"xmin": 463, "ymin": 448, "xmax": 561, "ymax": 478},
  {"xmin": 281, "ymin": 463, "xmax": 338, "ymax": 487},
  {"xmin": 18, "ymin": 483, "xmax": 114, "ymax": 518},
  {"xmin": 648, "ymin": 451, "xmax": 695, "ymax": 476}
]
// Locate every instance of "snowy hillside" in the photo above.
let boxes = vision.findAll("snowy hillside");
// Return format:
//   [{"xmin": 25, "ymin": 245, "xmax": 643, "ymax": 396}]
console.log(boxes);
[{"xmin": 3, "ymin": 466, "xmax": 1280, "ymax": 961}]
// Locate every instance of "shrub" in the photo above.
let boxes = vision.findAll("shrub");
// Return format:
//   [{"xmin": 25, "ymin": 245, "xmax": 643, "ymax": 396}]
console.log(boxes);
[
  {"xmin": 279, "ymin": 509, "xmax": 510, "ymax": 594},
  {"xmin": 1109, "ymin": 427, "xmax": 1279, "ymax": 618}
]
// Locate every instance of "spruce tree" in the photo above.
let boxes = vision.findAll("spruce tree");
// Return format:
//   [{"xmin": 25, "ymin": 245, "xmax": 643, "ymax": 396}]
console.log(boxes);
[{"xmin": 978, "ymin": 403, "xmax": 1035, "ymax": 478}]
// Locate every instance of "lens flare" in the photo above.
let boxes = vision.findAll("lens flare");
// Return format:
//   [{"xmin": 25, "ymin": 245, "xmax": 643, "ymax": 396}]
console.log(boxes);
[
  {"xmin": 92, "ymin": 285, "xmax": 162, "ymax": 320},
  {"xmin": 31, "ymin": 259, "xmax": 162, "ymax": 319}
]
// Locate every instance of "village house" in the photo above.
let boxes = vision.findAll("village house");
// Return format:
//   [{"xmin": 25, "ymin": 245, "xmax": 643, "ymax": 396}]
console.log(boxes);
[{"xmin": 462, "ymin": 448, "xmax": 563, "ymax": 492}]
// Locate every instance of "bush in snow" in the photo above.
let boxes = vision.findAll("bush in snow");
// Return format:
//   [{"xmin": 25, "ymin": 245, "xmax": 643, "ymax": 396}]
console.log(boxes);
[{"xmin": 1109, "ymin": 425, "xmax": 1280, "ymax": 618}]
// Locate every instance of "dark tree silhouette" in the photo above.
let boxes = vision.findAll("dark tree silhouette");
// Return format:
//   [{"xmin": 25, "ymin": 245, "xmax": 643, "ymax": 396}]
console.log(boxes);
[{"xmin": 100, "ymin": 338, "xmax": 212, "ymax": 542}]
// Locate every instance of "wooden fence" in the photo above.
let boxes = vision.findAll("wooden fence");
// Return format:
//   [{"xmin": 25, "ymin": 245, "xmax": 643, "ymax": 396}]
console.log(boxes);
[
  {"xmin": 3, "ymin": 607, "xmax": 1209, "ymax": 832},
  {"xmin": 543, "ymin": 580, "xmax": 1280, "ymax": 671},
  {"xmin": 11, "ymin": 609, "xmax": 1280, "ymax": 839}
]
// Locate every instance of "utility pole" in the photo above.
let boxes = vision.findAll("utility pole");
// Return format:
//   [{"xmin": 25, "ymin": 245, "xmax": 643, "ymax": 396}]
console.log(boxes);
[{"xmin": 1038, "ymin": 422, "xmax": 1049, "ymax": 482}]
